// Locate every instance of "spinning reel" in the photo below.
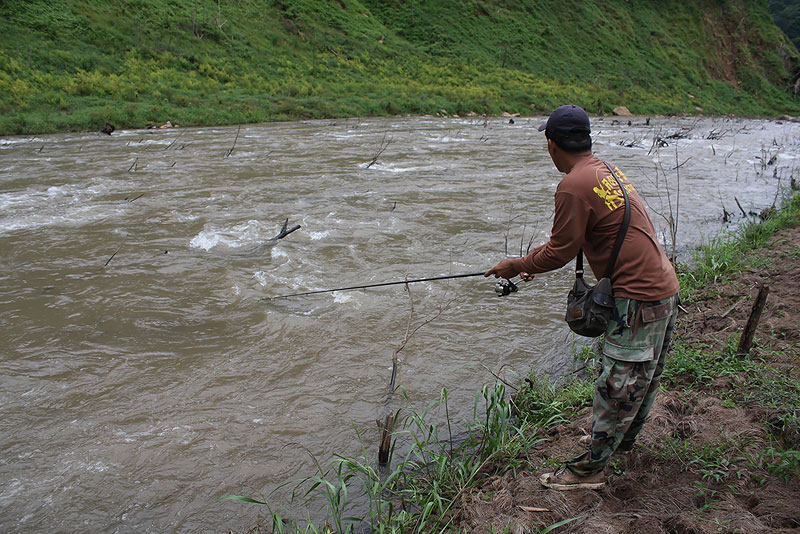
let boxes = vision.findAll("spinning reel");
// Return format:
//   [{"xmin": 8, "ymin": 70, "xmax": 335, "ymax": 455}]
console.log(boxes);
[{"xmin": 494, "ymin": 278, "xmax": 519, "ymax": 297}]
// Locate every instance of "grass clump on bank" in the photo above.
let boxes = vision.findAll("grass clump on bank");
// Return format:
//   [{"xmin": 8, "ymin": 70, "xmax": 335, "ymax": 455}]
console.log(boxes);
[{"xmin": 224, "ymin": 383, "xmax": 584, "ymax": 533}]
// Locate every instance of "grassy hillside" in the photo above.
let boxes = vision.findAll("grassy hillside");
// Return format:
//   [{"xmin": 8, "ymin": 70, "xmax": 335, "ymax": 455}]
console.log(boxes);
[{"xmin": 1, "ymin": 0, "xmax": 799, "ymax": 135}]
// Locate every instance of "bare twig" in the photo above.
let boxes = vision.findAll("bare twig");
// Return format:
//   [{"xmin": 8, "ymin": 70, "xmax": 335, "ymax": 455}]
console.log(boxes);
[
  {"xmin": 652, "ymin": 148, "xmax": 681, "ymax": 263},
  {"xmin": 214, "ymin": 0, "xmax": 227, "ymax": 31},
  {"xmin": 720, "ymin": 296, "xmax": 744, "ymax": 318},
  {"xmin": 481, "ymin": 364, "xmax": 519, "ymax": 391},
  {"xmin": 164, "ymin": 136, "xmax": 180, "ymax": 151},
  {"xmin": 365, "ymin": 133, "xmax": 391, "ymax": 168},
  {"xmin": 270, "ymin": 218, "xmax": 300, "ymax": 241},
  {"xmin": 225, "ymin": 125, "xmax": 241, "ymax": 158},
  {"xmin": 502, "ymin": 207, "xmax": 523, "ymax": 256},
  {"xmin": 672, "ymin": 148, "xmax": 681, "ymax": 262},
  {"xmin": 379, "ymin": 275, "xmax": 457, "ymax": 465},
  {"xmin": 734, "ymin": 197, "xmax": 748, "ymax": 218},
  {"xmin": 718, "ymin": 190, "xmax": 731, "ymax": 222},
  {"xmin": 104, "ymin": 245, "xmax": 122, "ymax": 267}
]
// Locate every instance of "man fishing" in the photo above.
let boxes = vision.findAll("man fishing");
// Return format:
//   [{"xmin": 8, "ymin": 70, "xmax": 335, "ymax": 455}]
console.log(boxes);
[{"xmin": 485, "ymin": 104, "xmax": 679, "ymax": 490}]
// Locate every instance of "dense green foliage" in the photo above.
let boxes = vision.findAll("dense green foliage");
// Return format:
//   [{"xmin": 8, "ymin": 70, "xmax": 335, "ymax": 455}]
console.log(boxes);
[
  {"xmin": 769, "ymin": 0, "xmax": 800, "ymax": 49},
  {"xmin": 1, "ymin": 0, "xmax": 799, "ymax": 135}
]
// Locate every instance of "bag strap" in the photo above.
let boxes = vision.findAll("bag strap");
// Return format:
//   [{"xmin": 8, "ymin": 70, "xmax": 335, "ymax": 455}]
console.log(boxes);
[{"xmin": 575, "ymin": 162, "xmax": 631, "ymax": 279}]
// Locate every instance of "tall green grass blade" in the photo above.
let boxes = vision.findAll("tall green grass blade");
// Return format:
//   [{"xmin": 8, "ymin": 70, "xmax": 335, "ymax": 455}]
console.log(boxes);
[
  {"xmin": 218, "ymin": 495, "xmax": 268, "ymax": 505},
  {"xmin": 540, "ymin": 516, "xmax": 580, "ymax": 533}
]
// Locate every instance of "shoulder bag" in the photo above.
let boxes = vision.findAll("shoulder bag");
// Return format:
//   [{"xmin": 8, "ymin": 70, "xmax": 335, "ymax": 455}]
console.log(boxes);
[{"xmin": 565, "ymin": 162, "xmax": 631, "ymax": 337}]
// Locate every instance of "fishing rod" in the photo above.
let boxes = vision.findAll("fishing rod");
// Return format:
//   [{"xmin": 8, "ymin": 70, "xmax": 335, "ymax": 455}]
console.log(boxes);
[{"xmin": 264, "ymin": 271, "xmax": 519, "ymax": 300}]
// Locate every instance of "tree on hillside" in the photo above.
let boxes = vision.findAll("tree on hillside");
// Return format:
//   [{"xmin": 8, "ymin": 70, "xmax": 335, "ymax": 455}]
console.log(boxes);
[{"xmin": 769, "ymin": 0, "xmax": 800, "ymax": 50}]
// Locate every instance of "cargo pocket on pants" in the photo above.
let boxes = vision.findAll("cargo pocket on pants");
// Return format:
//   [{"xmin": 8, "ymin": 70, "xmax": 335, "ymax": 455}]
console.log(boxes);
[{"xmin": 603, "ymin": 298, "xmax": 674, "ymax": 362}]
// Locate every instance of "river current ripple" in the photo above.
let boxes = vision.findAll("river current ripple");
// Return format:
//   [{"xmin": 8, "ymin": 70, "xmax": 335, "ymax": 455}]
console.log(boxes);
[{"xmin": 1, "ymin": 115, "xmax": 797, "ymax": 532}]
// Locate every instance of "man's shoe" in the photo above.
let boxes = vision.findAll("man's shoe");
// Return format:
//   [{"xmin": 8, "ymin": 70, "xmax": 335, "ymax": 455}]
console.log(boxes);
[
  {"xmin": 539, "ymin": 466, "xmax": 605, "ymax": 490},
  {"xmin": 617, "ymin": 440, "xmax": 635, "ymax": 452}
]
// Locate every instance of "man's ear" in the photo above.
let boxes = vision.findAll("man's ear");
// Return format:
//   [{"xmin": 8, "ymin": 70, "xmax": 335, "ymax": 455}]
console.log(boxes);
[
  {"xmin": 547, "ymin": 138, "xmax": 567, "ymax": 172},
  {"xmin": 547, "ymin": 138, "xmax": 558, "ymax": 158}
]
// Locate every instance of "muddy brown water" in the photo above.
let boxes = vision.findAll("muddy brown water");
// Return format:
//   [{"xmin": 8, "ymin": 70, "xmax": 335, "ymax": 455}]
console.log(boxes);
[{"xmin": 1, "ymin": 115, "xmax": 797, "ymax": 532}]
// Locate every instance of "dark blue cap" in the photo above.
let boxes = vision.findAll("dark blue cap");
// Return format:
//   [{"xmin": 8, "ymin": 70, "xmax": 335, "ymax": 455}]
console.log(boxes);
[{"xmin": 538, "ymin": 105, "xmax": 591, "ymax": 139}]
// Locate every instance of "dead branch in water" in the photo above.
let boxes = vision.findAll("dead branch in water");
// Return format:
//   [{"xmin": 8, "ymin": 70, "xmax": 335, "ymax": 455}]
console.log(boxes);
[
  {"xmin": 734, "ymin": 196, "xmax": 748, "ymax": 218},
  {"xmin": 647, "ymin": 127, "xmax": 670, "ymax": 155},
  {"xmin": 225, "ymin": 125, "xmax": 241, "ymax": 158},
  {"xmin": 104, "ymin": 245, "xmax": 122, "ymax": 267},
  {"xmin": 164, "ymin": 136, "xmax": 181, "ymax": 151},
  {"xmin": 497, "ymin": 202, "xmax": 551, "ymax": 258},
  {"xmin": 502, "ymin": 207, "xmax": 523, "ymax": 256},
  {"xmin": 376, "ymin": 411, "xmax": 400, "ymax": 466},
  {"xmin": 365, "ymin": 133, "xmax": 391, "ymax": 169},
  {"xmin": 270, "ymin": 218, "xmax": 300, "ymax": 241},
  {"xmin": 651, "ymin": 147, "xmax": 681, "ymax": 263},
  {"xmin": 378, "ymin": 276, "xmax": 456, "ymax": 466}
]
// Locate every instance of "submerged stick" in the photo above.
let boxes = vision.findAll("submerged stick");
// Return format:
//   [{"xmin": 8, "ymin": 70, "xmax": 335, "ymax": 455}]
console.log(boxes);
[
  {"xmin": 365, "ymin": 133, "xmax": 390, "ymax": 168},
  {"xmin": 376, "ymin": 278, "xmax": 455, "ymax": 466},
  {"xmin": 376, "ymin": 411, "xmax": 400, "ymax": 466},
  {"xmin": 104, "ymin": 245, "xmax": 122, "ymax": 267},
  {"xmin": 225, "ymin": 125, "xmax": 241, "ymax": 158},
  {"xmin": 164, "ymin": 136, "xmax": 180, "ymax": 151},
  {"xmin": 271, "ymin": 218, "xmax": 300, "ymax": 240},
  {"xmin": 734, "ymin": 196, "xmax": 747, "ymax": 217}
]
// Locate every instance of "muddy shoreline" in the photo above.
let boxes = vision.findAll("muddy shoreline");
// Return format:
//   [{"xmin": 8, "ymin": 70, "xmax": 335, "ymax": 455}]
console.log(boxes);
[{"xmin": 457, "ymin": 225, "xmax": 800, "ymax": 533}]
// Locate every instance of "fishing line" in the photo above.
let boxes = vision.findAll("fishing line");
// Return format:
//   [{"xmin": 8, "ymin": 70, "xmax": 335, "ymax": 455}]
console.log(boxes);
[{"xmin": 263, "ymin": 271, "xmax": 499, "ymax": 300}]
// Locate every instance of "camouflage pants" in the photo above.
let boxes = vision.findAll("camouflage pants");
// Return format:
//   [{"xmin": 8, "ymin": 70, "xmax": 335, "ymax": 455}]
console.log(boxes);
[{"xmin": 566, "ymin": 293, "xmax": 679, "ymax": 477}]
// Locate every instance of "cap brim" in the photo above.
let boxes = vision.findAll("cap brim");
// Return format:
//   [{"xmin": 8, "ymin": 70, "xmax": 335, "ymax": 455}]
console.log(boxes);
[{"xmin": 537, "ymin": 123, "xmax": 547, "ymax": 131}]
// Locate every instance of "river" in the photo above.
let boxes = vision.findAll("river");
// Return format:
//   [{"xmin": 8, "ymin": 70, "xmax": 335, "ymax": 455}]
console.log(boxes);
[{"xmin": 1, "ymin": 114, "xmax": 797, "ymax": 533}]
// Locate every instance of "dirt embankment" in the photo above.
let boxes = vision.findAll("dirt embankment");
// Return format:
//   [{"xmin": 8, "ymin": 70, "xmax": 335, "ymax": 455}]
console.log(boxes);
[{"xmin": 458, "ymin": 227, "xmax": 800, "ymax": 533}]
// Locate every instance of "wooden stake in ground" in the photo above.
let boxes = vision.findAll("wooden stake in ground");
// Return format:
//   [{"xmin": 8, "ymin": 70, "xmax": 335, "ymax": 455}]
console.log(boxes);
[{"xmin": 737, "ymin": 283, "xmax": 769, "ymax": 356}]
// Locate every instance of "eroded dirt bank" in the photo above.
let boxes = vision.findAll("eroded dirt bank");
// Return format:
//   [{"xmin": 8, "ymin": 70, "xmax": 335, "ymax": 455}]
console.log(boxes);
[{"xmin": 458, "ymin": 226, "xmax": 800, "ymax": 534}]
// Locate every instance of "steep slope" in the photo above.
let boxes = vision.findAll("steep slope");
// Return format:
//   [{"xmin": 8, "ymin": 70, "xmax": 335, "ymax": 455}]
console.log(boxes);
[
  {"xmin": 0, "ymin": 0, "xmax": 797, "ymax": 134},
  {"xmin": 770, "ymin": 0, "xmax": 800, "ymax": 50}
]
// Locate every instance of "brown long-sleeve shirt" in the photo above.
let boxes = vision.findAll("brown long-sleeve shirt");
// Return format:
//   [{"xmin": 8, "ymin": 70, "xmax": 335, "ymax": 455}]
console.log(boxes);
[{"xmin": 517, "ymin": 155, "xmax": 679, "ymax": 301}]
